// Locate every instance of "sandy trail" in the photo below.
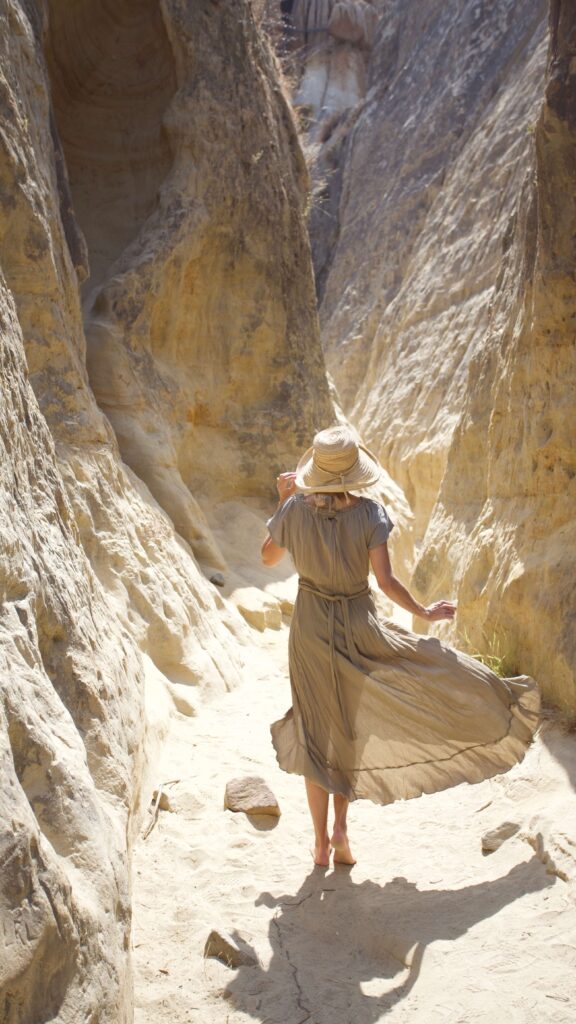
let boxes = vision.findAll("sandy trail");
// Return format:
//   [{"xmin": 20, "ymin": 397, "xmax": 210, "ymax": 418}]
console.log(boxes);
[{"xmin": 133, "ymin": 599, "xmax": 576, "ymax": 1024}]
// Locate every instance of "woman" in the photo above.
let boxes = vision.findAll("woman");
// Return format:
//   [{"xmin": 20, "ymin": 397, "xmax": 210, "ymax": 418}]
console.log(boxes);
[{"xmin": 261, "ymin": 426, "xmax": 539, "ymax": 867}]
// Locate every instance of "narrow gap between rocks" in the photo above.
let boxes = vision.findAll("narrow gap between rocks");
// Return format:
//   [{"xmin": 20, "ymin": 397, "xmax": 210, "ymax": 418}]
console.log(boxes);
[{"xmin": 45, "ymin": 0, "xmax": 176, "ymax": 294}]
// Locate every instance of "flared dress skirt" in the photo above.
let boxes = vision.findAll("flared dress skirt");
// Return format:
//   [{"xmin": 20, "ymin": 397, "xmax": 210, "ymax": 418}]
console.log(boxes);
[{"xmin": 267, "ymin": 494, "xmax": 540, "ymax": 805}]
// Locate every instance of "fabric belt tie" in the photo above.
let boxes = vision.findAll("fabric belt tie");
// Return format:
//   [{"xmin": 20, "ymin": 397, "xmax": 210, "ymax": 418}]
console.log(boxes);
[{"xmin": 297, "ymin": 579, "xmax": 370, "ymax": 741}]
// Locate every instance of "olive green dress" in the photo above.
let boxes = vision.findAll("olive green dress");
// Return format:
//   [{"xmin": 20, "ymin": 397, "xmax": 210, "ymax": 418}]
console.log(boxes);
[{"xmin": 268, "ymin": 494, "xmax": 539, "ymax": 805}]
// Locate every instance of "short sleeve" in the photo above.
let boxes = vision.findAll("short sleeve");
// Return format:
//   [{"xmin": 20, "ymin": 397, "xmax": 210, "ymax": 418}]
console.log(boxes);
[
  {"xmin": 266, "ymin": 495, "xmax": 297, "ymax": 549},
  {"xmin": 366, "ymin": 501, "xmax": 394, "ymax": 549}
]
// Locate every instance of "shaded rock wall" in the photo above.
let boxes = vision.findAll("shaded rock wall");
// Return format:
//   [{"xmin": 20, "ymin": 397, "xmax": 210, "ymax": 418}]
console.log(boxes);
[
  {"xmin": 0, "ymin": 0, "xmax": 331, "ymax": 1017},
  {"xmin": 289, "ymin": 0, "xmax": 379, "ymax": 132}
]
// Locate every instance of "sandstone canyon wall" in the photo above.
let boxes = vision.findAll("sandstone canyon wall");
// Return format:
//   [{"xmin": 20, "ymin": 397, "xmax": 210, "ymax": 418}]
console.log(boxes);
[
  {"xmin": 0, "ymin": 0, "xmax": 332, "ymax": 1019},
  {"xmin": 294, "ymin": 0, "xmax": 574, "ymax": 712},
  {"xmin": 46, "ymin": 0, "xmax": 333, "ymax": 572},
  {"xmin": 311, "ymin": 0, "xmax": 548, "ymax": 530},
  {"xmin": 414, "ymin": 0, "xmax": 576, "ymax": 715},
  {"xmin": 2, "ymin": 0, "xmax": 575, "ymax": 1018},
  {"xmin": 289, "ymin": 0, "xmax": 378, "ymax": 130}
]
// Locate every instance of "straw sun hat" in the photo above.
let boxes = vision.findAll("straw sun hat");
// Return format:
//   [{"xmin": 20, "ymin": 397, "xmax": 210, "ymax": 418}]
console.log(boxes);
[{"xmin": 295, "ymin": 426, "xmax": 382, "ymax": 494}]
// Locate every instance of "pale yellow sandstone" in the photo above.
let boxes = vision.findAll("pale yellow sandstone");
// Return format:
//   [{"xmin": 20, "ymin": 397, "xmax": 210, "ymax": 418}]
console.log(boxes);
[
  {"xmin": 0, "ymin": 0, "xmax": 329, "ymax": 1017},
  {"xmin": 317, "ymin": 2, "xmax": 548, "ymax": 536},
  {"xmin": 301, "ymin": 0, "xmax": 574, "ymax": 712},
  {"xmin": 413, "ymin": 5, "xmax": 576, "ymax": 714},
  {"xmin": 45, "ymin": 0, "xmax": 333, "ymax": 574},
  {"xmin": 4, "ymin": 3, "xmax": 574, "ymax": 1023},
  {"xmin": 231, "ymin": 585, "xmax": 284, "ymax": 632}
]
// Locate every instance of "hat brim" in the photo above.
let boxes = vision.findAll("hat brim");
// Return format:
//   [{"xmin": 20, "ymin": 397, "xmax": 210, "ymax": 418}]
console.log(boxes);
[{"xmin": 295, "ymin": 443, "xmax": 382, "ymax": 493}]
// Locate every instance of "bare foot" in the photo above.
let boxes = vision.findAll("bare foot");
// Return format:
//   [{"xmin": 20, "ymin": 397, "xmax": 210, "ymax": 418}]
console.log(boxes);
[
  {"xmin": 330, "ymin": 828, "xmax": 356, "ymax": 866},
  {"xmin": 312, "ymin": 837, "xmax": 331, "ymax": 867}
]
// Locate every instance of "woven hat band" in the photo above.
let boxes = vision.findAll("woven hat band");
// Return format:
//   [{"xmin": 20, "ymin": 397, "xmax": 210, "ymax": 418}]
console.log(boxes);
[
  {"xmin": 294, "ymin": 425, "xmax": 383, "ymax": 493},
  {"xmin": 314, "ymin": 448, "xmax": 359, "ymax": 475}
]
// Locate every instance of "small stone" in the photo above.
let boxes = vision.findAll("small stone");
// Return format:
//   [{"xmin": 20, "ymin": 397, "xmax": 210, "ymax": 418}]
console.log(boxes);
[
  {"xmin": 231, "ymin": 587, "xmax": 282, "ymax": 631},
  {"xmin": 224, "ymin": 776, "xmax": 281, "ymax": 817},
  {"xmin": 481, "ymin": 821, "xmax": 520, "ymax": 853},
  {"xmin": 203, "ymin": 929, "xmax": 257, "ymax": 968},
  {"xmin": 265, "ymin": 578, "xmax": 297, "ymax": 617},
  {"xmin": 166, "ymin": 682, "xmax": 197, "ymax": 717},
  {"xmin": 152, "ymin": 788, "xmax": 177, "ymax": 813},
  {"xmin": 210, "ymin": 571, "xmax": 226, "ymax": 588}
]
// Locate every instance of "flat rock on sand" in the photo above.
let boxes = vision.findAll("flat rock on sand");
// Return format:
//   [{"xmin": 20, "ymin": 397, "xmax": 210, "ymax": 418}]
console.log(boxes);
[
  {"xmin": 481, "ymin": 821, "xmax": 521, "ymax": 853},
  {"xmin": 204, "ymin": 929, "xmax": 258, "ymax": 968},
  {"xmin": 224, "ymin": 776, "xmax": 281, "ymax": 817}
]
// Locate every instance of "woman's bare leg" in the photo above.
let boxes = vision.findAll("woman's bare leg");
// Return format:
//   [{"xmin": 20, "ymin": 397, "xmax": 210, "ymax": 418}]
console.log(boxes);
[
  {"xmin": 305, "ymin": 778, "xmax": 330, "ymax": 866},
  {"xmin": 331, "ymin": 793, "xmax": 356, "ymax": 865}
]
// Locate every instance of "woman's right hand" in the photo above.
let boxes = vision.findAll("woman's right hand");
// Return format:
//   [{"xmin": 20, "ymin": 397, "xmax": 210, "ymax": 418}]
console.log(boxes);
[
  {"xmin": 276, "ymin": 472, "xmax": 297, "ymax": 502},
  {"xmin": 424, "ymin": 600, "xmax": 457, "ymax": 621}
]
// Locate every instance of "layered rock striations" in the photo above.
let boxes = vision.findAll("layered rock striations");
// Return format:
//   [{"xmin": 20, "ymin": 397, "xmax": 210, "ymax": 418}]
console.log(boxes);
[
  {"xmin": 45, "ymin": 0, "xmax": 332, "ymax": 573},
  {"xmin": 3, "ymin": 0, "xmax": 573, "ymax": 1018},
  {"xmin": 300, "ymin": 0, "xmax": 575, "ymax": 711},
  {"xmin": 0, "ymin": 0, "xmax": 332, "ymax": 1018},
  {"xmin": 0, "ymin": 274, "xmax": 142, "ymax": 1022},
  {"xmin": 313, "ymin": 0, "xmax": 548, "ymax": 534},
  {"xmin": 288, "ymin": 0, "xmax": 379, "ymax": 130},
  {"xmin": 413, "ymin": 1, "xmax": 576, "ymax": 715}
]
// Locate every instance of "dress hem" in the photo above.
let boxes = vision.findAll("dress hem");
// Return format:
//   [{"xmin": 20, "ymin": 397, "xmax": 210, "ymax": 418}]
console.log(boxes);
[{"xmin": 270, "ymin": 682, "xmax": 540, "ymax": 806}]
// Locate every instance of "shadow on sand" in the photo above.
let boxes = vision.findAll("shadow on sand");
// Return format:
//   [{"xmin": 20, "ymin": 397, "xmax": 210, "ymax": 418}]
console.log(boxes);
[{"xmin": 224, "ymin": 857, "xmax": 554, "ymax": 1023}]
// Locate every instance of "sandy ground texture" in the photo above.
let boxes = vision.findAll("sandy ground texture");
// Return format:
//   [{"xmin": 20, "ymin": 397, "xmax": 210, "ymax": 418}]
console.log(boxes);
[{"xmin": 133, "ymin": 601, "xmax": 576, "ymax": 1024}]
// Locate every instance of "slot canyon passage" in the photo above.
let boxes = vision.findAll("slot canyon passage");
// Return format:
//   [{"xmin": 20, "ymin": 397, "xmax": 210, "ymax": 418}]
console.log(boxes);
[{"xmin": 1, "ymin": 0, "xmax": 575, "ymax": 1021}]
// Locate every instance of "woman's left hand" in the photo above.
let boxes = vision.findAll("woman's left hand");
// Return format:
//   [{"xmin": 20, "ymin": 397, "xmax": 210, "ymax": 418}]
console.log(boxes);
[{"xmin": 424, "ymin": 600, "xmax": 457, "ymax": 621}]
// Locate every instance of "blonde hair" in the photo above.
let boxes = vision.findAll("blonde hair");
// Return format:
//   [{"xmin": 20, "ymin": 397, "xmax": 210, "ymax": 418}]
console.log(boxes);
[{"xmin": 307, "ymin": 492, "xmax": 351, "ymax": 510}]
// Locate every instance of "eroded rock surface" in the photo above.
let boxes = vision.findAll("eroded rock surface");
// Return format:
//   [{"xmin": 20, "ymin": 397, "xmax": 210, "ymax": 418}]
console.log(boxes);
[
  {"xmin": 0, "ymin": 271, "xmax": 141, "ymax": 1022},
  {"xmin": 2, "ymin": 0, "xmax": 574, "ymax": 1019},
  {"xmin": 294, "ymin": 0, "xmax": 574, "ymax": 711},
  {"xmin": 0, "ymin": 0, "xmax": 330, "ymax": 1017},
  {"xmin": 315, "ymin": 0, "xmax": 548, "ymax": 533},
  {"xmin": 46, "ymin": 0, "xmax": 333, "ymax": 574},
  {"xmin": 289, "ymin": 0, "xmax": 379, "ymax": 131},
  {"xmin": 413, "ymin": 1, "xmax": 576, "ymax": 714}
]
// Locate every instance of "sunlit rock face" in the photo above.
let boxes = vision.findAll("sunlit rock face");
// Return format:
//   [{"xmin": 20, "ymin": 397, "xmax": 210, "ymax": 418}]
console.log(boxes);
[
  {"xmin": 305, "ymin": 0, "xmax": 575, "ymax": 713},
  {"xmin": 45, "ymin": 0, "xmax": 332, "ymax": 574},
  {"xmin": 0, "ymin": 0, "xmax": 331, "ymax": 1017},
  {"xmin": 313, "ymin": 0, "xmax": 548, "ymax": 535},
  {"xmin": 413, "ymin": 1, "xmax": 576, "ymax": 715},
  {"xmin": 0, "ymin": 272, "xmax": 143, "ymax": 1022}
]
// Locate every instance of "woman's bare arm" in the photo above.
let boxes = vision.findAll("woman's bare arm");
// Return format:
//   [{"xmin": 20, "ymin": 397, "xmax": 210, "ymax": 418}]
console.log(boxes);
[
  {"xmin": 261, "ymin": 535, "xmax": 286, "ymax": 567},
  {"xmin": 261, "ymin": 472, "xmax": 297, "ymax": 567},
  {"xmin": 369, "ymin": 543, "xmax": 456, "ymax": 622}
]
